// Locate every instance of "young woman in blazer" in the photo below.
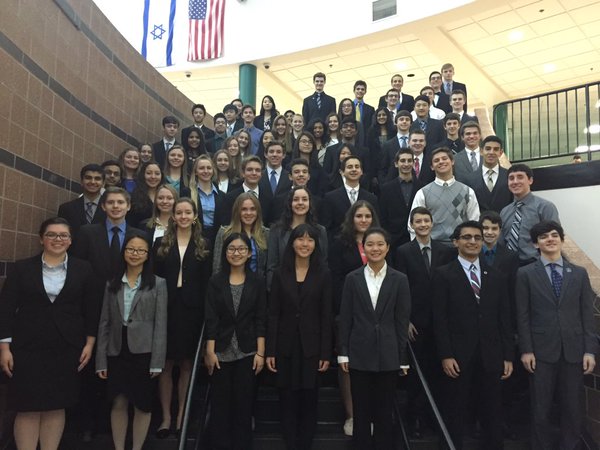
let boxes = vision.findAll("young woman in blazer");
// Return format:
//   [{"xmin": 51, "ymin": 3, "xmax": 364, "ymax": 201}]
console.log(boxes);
[
  {"xmin": 328, "ymin": 200, "xmax": 380, "ymax": 436},
  {"xmin": 204, "ymin": 232, "xmax": 267, "ymax": 449},
  {"xmin": 266, "ymin": 186, "xmax": 328, "ymax": 290},
  {"xmin": 213, "ymin": 192, "xmax": 269, "ymax": 279},
  {"xmin": 266, "ymin": 224, "xmax": 333, "ymax": 450},
  {"xmin": 162, "ymin": 145, "xmax": 191, "ymax": 197},
  {"xmin": 338, "ymin": 227, "xmax": 411, "ymax": 450},
  {"xmin": 129, "ymin": 161, "xmax": 164, "ymax": 226},
  {"xmin": 141, "ymin": 184, "xmax": 178, "ymax": 242},
  {"xmin": 96, "ymin": 230, "xmax": 167, "ymax": 450},
  {"xmin": 212, "ymin": 149, "xmax": 241, "ymax": 193},
  {"xmin": 0, "ymin": 217, "xmax": 100, "ymax": 450},
  {"xmin": 153, "ymin": 198, "xmax": 211, "ymax": 437},
  {"xmin": 188, "ymin": 155, "xmax": 224, "ymax": 245}
]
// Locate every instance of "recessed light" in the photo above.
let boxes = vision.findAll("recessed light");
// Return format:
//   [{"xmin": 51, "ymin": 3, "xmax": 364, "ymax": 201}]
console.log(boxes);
[
  {"xmin": 543, "ymin": 63, "xmax": 556, "ymax": 73},
  {"xmin": 407, "ymin": 73, "xmax": 415, "ymax": 77},
  {"xmin": 395, "ymin": 61, "xmax": 408, "ymax": 70},
  {"xmin": 508, "ymin": 30, "xmax": 524, "ymax": 42},
  {"xmin": 539, "ymin": 8, "xmax": 545, "ymax": 13}
]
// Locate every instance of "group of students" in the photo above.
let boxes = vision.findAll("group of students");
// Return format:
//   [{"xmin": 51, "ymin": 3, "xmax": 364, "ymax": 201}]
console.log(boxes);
[{"xmin": 0, "ymin": 69, "xmax": 597, "ymax": 450}]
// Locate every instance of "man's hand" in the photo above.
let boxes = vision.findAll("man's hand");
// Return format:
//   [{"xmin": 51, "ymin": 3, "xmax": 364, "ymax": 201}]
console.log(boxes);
[
  {"xmin": 442, "ymin": 358, "xmax": 460, "ymax": 378},
  {"xmin": 521, "ymin": 353, "xmax": 536, "ymax": 373}
]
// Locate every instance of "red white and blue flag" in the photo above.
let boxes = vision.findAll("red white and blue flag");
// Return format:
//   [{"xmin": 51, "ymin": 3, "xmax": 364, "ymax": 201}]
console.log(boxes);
[{"xmin": 188, "ymin": 0, "xmax": 225, "ymax": 61}]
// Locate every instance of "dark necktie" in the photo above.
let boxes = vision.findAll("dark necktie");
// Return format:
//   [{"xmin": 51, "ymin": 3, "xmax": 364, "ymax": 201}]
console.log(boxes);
[
  {"xmin": 85, "ymin": 201, "xmax": 94, "ymax": 224},
  {"xmin": 269, "ymin": 170, "xmax": 277, "ymax": 194},
  {"xmin": 400, "ymin": 136, "xmax": 408, "ymax": 148},
  {"xmin": 422, "ymin": 246, "xmax": 430, "ymax": 273},
  {"xmin": 549, "ymin": 263, "xmax": 562, "ymax": 299},
  {"xmin": 414, "ymin": 157, "xmax": 420, "ymax": 178},
  {"xmin": 110, "ymin": 226, "xmax": 121, "ymax": 267},
  {"xmin": 469, "ymin": 264, "xmax": 480, "ymax": 303},
  {"xmin": 316, "ymin": 92, "xmax": 322, "ymax": 110},
  {"xmin": 506, "ymin": 201, "xmax": 524, "ymax": 251},
  {"xmin": 419, "ymin": 119, "xmax": 427, "ymax": 131}
]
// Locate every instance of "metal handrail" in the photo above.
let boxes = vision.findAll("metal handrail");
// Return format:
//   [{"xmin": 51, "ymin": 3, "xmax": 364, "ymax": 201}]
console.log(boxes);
[
  {"xmin": 407, "ymin": 341, "xmax": 456, "ymax": 450},
  {"xmin": 177, "ymin": 324, "xmax": 207, "ymax": 450}
]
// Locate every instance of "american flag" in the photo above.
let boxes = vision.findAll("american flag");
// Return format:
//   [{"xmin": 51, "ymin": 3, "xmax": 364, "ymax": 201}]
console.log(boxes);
[{"xmin": 188, "ymin": 0, "xmax": 225, "ymax": 61}]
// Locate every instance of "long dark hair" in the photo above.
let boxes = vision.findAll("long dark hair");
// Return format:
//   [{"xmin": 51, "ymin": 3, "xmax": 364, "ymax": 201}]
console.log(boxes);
[
  {"xmin": 130, "ymin": 162, "xmax": 163, "ymax": 216},
  {"xmin": 259, "ymin": 95, "xmax": 279, "ymax": 117},
  {"xmin": 306, "ymin": 118, "xmax": 329, "ymax": 147},
  {"xmin": 367, "ymin": 107, "xmax": 395, "ymax": 138},
  {"xmin": 280, "ymin": 223, "xmax": 321, "ymax": 273},
  {"xmin": 291, "ymin": 131, "xmax": 320, "ymax": 167},
  {"xmin": 219, "ymin": 232, "xmax": 252, "ymax": 276},
  {"xmin": 276, "ymin": 185, "xmax": 318, "ymax": 230},
  {"xmin": 338, "ymin": 200, "xmax": 380, "ymax": 247},
  {"xmin": 108, "ymin": 230, "xmax": 155, "ymax": 293}
]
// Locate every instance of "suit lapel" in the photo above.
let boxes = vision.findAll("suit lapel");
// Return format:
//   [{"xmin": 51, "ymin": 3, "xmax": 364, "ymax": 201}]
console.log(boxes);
[
  {"xmin": 356, "ymin": 272, "xmax": 375, "ymax": 315},
  {"xmin": 557, "ymin": 260, "xmax": 572, "ymax": 304},
  {"xmin": 374, "ymin": 274, "xmax": 393, "ymax": 316},
  {"xmin": 32, "ymin": 257, "xmax": 51, "ymax": 303},
  {"xmin": 451, "ymin": 259, "xmax": 479, "ymax": 304},
  {"xmin": 533, "ymin": 261, "xmax": 557, "ymax": 303},
  {"xmin": 117, "ymin": 287, "xmax": 126, "ymax": 321}
]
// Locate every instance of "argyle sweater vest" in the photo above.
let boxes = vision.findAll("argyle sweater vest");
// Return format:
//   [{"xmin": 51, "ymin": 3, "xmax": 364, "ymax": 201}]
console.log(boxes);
[{"xmin": 422, "ymin": 181, "xmax": 472, "ymax": 241}]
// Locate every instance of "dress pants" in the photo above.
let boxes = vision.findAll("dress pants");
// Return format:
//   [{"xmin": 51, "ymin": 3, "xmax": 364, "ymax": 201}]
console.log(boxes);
[
  {"xmin": 279, "ymin": 387, "xmax": 318, "ymax": 450},
  {"xmin": 209, "ymin": 356, "xmax": 255, "ymax": 450},
  {"xmin": 530, "ymin": 358, "xmax": 583, "ymax": 450},
  {"xmin": 350, "ymin": 369, "xmax": 397, "ymax": 450},
  {"xmin": 440, "ymin": 352, "xmax": 504, "ymax": 450},
  {"xmin": 406, "ymin": 328, "xmax": 438, "ymax": 427}
]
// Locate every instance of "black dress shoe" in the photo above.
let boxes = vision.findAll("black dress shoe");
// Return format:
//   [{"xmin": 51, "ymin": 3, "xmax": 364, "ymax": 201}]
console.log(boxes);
[{"xmin": 156, "ymin": 428, "xmax": 171, "ymax": 439}]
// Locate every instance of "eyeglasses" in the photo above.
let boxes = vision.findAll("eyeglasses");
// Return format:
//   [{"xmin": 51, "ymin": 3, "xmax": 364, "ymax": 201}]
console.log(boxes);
[
  {"xmin": 124, "ymin": 247, "xmax": 149, "ymax": 255},
  {"xmin": 458, "ymin": 235, "xmax": 483, "ymax": 242},
  {"xmin": 44, "ymin": 232, "xmax": 71, "ymax": 241},
  {"xmin": 226, "ymin": 246, "xmax": 249, "ymax": 255}
]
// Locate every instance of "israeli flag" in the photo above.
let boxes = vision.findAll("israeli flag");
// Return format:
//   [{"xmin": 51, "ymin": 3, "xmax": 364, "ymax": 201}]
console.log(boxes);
[{"xmin": 141, "ymin": 0, "xmax": 176, "ymax": 67}]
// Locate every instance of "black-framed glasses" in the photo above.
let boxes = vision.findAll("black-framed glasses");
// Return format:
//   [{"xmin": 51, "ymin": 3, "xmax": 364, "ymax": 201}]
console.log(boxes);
[
  {"xmin": 124, "ymin": 247, "xmax": 149, "ymax": 255},
  {"xmin": 226, "ymin": 246, "xmax": 249, "ymax": 255},
  {"xmin": 44, "ymin": 232, "xmax": 71, "ymax": 241},
  {"xmin": 458, "ymin": 234, "xmax": 483, "ymax": 242}
]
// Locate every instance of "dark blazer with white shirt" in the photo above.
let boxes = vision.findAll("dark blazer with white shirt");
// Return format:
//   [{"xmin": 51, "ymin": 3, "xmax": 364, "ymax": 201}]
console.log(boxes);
[
  {"xmin": 95, "ymin": 276, "xmax": 167, "ymax": 371},
  {"xmin": 152, "ymin": 140, "xmax": 179, "ymax": 168},
  {"xmin": 320, "ymin": 186, "xmax": 378, "ymax": 237},
  {"xmin": 377, "ymin": 93, "xmax": 416, "ymax": 112},
  {"xmin": 302, "ymin": 92, "xmax": 337, "ymax": 124},
  {"xmin": 338, "ymin": 265, "xmax": 411, "ymax": 371},
  {"xmin": 58, "ymin": 196, "xmax": 106, "ymax": 244},
  {"xmin": 219, "ymin": 185, "xmax": 273, "ymax": 227},
  {"xmin": 258, "ymin": 167, "xmax": 292, "ymax": 198},
  {"xmin": 465, "ymin": 166, "xmax": 511, "ymax": 213},
  {"xmin": 378, "ymin": 177, "xmax": 421, "ymax": 249}
]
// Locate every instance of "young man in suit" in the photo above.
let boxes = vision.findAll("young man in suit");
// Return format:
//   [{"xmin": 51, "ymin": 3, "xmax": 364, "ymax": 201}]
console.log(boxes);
[
  {"xmin": 451, "ymin": 90, "xmax": 478, "ymax": 124},
  {"xmin": 223, "ymin": 104, "xmax": 243, "ymax": 137},
  {"xmin": 395, "ymin": 207, "xmax": 454, "ymax": 437},
  {"xmin": 152, "ymin": 116, "xmax": 180, "ymax": 168},
  {"xmin": 58, "ymin": 164, "xmax": 106, "ymax": 244},
  {"xmin": 101, "ymin": 160, "xmax": 122, "ymax": 188},
  {"xmin": 416, "ymin": 87, "xmax": 446, "ymax": 120},
  {"xmin": 259, "ymin": 141, "xmax": 292, "ymax": 198},
  {"xmin": 429, "ymin": 71, "xmax": 451, "ymax": 114},
  {"xmin": 377, "ymin": 74, "xmax": 415, "ymax": 112},
  {"xmin": 453, "ymin": 121, "xmax": 482, "ymax": 183},
  {"xmin": 517, "ymin": 220, "xmax": 597, "ymax": 450},
  {"xmin": 433, "ymin": 220, "xmax": 514, "ymax": 450},
  {"xmin": 378, "ymin": 110, "xmax": 412, "ymax": 182},
  {"xmin": 465, "ymin": 135, "xmax": 512, "ymax": 213},
  {"xmin": 206, "ymin": 113, "xmax": 227, "ymax": 154},
  {"xmin": 353, "ymin": 80, "xmax": 375, "ymax": 129},
  {"xmin": 181, "ymin": 103, "xmax": 215, "ymax": 147},
  {"xmin": 321, "ymin": 155, "xmax": 378, "ymax": 238},
  {"xmin": 441, "ymin": 63, "xmax": 468, "ymax": 110},
  {"xmin": 410, "ymin": 147, "xmax": 480, "ymax": 243},
  {"xmin": 439, "ymin": 113, "xmax": 465, "ymax": 154},
  {"xmin": 379, "ymin": 148, "xmax": 421, "ymax": 249},
  {"xmin": 383, "ymin": 88, "xmax": 401, "ymax": 117},
  {"xmin": 500, "ymin": 164, "xmax": 560, "ymax": 265},
  {"xmin": 410, "ymin": 95, "xmax": 445, "ymax": 149},
  {"xmin": 220, "ymin": 156, "xmax": 272, "ymax": 226},
  {"xmin": 302, "ymin": 72, "xmax": 336, "ymax": 124}
]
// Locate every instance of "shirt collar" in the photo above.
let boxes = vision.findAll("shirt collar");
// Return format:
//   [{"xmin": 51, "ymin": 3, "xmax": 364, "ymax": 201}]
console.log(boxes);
[
  {"xmin": 343, "ymin": 181, "xmax": 359, "ymax": 194},
  {"xmin": 540, "ymin": 255, "xmax": 563, "ymax": 268},
  {"xmin": 458, "ymin": 255, "xmax": 480, "ymax": 273},
  {"xmin": 434, "ymin": 177, "xmax": 456, "ymax": 186},
  {"xmin": 243, "ymin": 184, "xmax": 259, "ymax": 195},
  {"xmin": 121, "ymin": 273, "xmax": 141, "ymax": 288},
  {"xmin": 106, "ymin": 219, "xmax": 127, "ymax": 233},
  {"xmin": 418, "ymin": 240, "xmax": 432, "ymax": 250},
  {"xmin": 42, "ymin": 253, "xmax": 68, "ymax": 270},
  {"xmin": 266, "ymin": 165, "xmax": 282, "ymax": 176},
  {"xmin": 365, "ymin": 262, "xmax": 387, "ymax": 279},
  {"xmin": 198, "ymin": 184, "xmax": 219, "ymax": 195}
]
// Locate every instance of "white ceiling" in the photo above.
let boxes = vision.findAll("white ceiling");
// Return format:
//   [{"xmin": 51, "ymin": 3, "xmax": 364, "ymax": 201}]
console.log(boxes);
[{"xmin": 160, "ymin": 0, "xmax": 600, "ymax": 117}]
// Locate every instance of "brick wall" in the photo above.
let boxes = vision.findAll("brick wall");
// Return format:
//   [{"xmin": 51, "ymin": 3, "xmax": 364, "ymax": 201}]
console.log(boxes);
[{"xmin": 0, "ymin": 0, "xmax": 194, "ymax": 283}]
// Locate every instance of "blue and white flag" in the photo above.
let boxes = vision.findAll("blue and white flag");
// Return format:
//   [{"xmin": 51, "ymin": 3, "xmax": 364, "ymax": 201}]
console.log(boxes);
[{"xmin": 141, "ymin": 0, "xmax": 176, "ymax": 67}]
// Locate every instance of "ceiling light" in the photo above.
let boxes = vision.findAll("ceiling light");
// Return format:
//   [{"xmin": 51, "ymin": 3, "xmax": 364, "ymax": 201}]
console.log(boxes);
[
  {"xmin": 395, "ymin": 61, "xmax": 408, "ymax": 70},
  {"xmin": 508, "ymin": 30, "xmax": 524, "ymax": 42},
  {"xmin": 543, "ymin": 63, "xmax": 556, "ymax": 73},
  {"xmin": 583, "ymin": 124, "xmax": 600, "ymax": 134}
]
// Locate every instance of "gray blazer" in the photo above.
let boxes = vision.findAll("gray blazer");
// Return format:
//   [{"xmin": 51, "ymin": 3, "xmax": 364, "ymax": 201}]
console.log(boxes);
[
  {"xmin": 453, "ymin": 149, "xmax": 481, "ymax": 183},
  {"xmin": 96, "ymin": 276, "xmax": 168, "ymax": 372},
  {"xmin": 212, "ymin": 226, "xmax": 270, "ymax": 278},
  {"xmin": 516, "ymin": 259, "xmax": 597, "ymax": 364}
]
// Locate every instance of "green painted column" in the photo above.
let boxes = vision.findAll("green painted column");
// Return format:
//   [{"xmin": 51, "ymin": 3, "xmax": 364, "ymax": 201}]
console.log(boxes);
[
  {"xmin": 494, "ymin": 104, "xmax": 510, "ymax": 159},
  {"xmin": 239, "ymin": 64, "xmax": 257, "ymax": 109}
]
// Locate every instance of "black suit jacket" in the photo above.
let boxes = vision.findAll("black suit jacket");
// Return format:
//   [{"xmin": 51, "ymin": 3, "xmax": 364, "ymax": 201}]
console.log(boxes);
[
  {"xmin": 410, "ymin": 118, "xmax": 445, "ymax": 150},
  {"xmin": 206, "ymin": 133, "xmax": 227, "ymax": 154},
  {"xmin": 434, "ymin": 91, "xmax": 451, "ymax": 114},
  {"xmin": 432, "ymin": 259, "xmax": 514, "ymax": 372},
  {"xmin": 485, "ymin": 243, "xmax": 519, "ymax": 329},
  {"xmin": 302, "ymin": 91, "xmax": 337, "ymax": 124},
  {"xmin": 378, "ymin": 136, "xmax": 402, "ymax": 182},
  {"xmin": 266, "ymin": 266, "xmax": 332, "ymax": 361},
  {"xmin": 72, "ymin": 222, "xmax": 144, "ymax": 283},
  {"xmin": 339, "ymin": 266, "xmax": 411, "ymax": 371},
  {"xmin": 460, "ymin": 113, "xmax": 478, "ymax": 124},
  {"xmin": 153, "ymin": 237, "xmax": 212, "ymax": 311},
  {"xmin": 328, "ymin": 238, "xmax": 365, "ymax": 315},
  {"xmin": 464, "ymin": 166, "xmax": 512, "ymax": 213},
  {"xmin": 204, "ymin": 271, "xmax": 267, "ymax": 353},
  {"xmin": 58, "ymin": 196, "xmax": 106, "ymax": 244},
  {"xmin": 378, "ymin": 93, "xmax": 415, "ymax": 112},
  {"xmin": 0, "ymin": 255, "xmax": 101, "ymax": 349},
  {"xmin": 378, "ymin": 177, "xmax": 421, "ymax": 249},
  {"xmin": 219, "ymin": 186, "xmax": 273, "ymax": 228},
  {"xmin": 322, "ymin": 142, "xmax": 372, "ymax": 183},
  {"xmin": 320, "ymin": 187, "xmax": 379, "ymax": 237},
  {"xmin": 357, "ymin": 102, "xmax": 375, "ymax": 129},
  {"xmin": 395, "ymin": 240, "xmax": 455, "ymax": 330},
  {"xmin": 258, "ymin": 168, "xmax": 292, "ymax": 198}
]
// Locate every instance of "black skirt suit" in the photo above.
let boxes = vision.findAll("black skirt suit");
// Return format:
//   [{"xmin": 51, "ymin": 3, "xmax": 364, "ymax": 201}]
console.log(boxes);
[{"xmin": 0, "ymin": 255, "xmax": 101, "ymax": 411}]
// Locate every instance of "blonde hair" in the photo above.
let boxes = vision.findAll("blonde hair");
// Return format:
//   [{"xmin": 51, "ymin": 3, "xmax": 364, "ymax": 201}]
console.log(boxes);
[
  {"xmin": 147, "ymin": 184, "xmax": 179, "ymax": 230},
  {"xmin": 223, "ymin": 192, "xmax": 267, "ymax": 250},
  {"xmin": 189, "ymin": 155, "xmax": 215, "ymax": 209}
]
